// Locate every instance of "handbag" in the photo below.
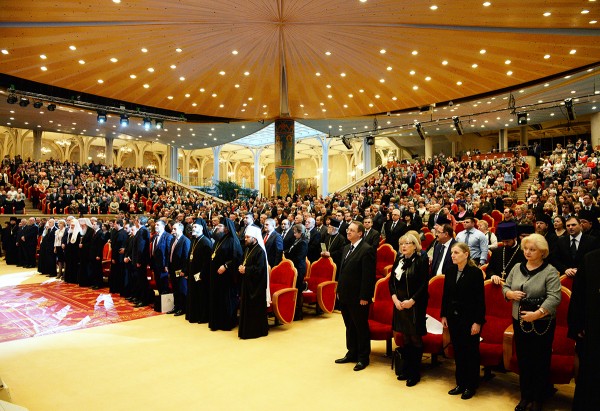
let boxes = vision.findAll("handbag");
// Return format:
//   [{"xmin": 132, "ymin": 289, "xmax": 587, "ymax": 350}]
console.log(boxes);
[
  {"xmin": 519, "ymin": 297, "xmax": 545, "ymax": 313},
  {"xmin": 391, "ymin": 347, "xmax": 404, "ymax": 376}
]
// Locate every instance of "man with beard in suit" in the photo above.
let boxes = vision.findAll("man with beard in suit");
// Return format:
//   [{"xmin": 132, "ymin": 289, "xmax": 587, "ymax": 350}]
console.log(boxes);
[
  {"xmin": 278, "ymin": 219, "xmax": 295, "ymax": 251},
  {"xmin": 362, "ymin": 217, "xmax": 380, "ymax": 248},
  {"xmin": 316, "ymin": 215, "xmax": 328, "ymax": 239},
  {"xmin": 167, "ymin": 222, "xmax": 191, "ymax": 316},
  {"xmin": 320, "ymin": 218, "xmax": 348, "ymax": 276},
  {"xmin": 150, "ymin": 219, "xmax": 173, "ymax": 295},
  {"xmin": 262, "ymin": 218, "xmax": 283, "ymax": 268},
  {"xmin": 334, "ymin": 221, "xmax": 376, "ymax": 371},
  {"xmin": 305, "ymin": 217, "xmax": 322, "ymax": 263}
]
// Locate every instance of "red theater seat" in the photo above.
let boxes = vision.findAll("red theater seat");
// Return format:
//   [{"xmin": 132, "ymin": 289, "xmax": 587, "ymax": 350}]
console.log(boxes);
[
  {"xmin": 376, "ymin": 244, "xmax": 397, "ymax": 280},
  {"xmin": 268, "ymin": 260, "xmax": 298, "ymax": 325},
  {"xmin": 302, "ymin": 257, "xmax": 337, "ymax": 314},
  {"xmin": 368, "ymin": 275, "xmax": 393, "ymax": 356},
  {"xmin": 480, "ymin": 280, "xmax": 513, "ymax": 376}
]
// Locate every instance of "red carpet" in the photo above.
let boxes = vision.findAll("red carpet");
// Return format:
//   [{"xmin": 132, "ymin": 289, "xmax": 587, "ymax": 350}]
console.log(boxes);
[{"xmin": 0, "ymin": 281, "xmax": 161, "ymax": 343}]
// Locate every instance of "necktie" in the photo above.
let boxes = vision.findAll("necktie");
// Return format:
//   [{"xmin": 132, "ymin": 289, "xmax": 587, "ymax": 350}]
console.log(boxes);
[
  {"xmin": 170, "ymin": 237, "xmax": 178, "ymax": 262},
  {"xmin": 264, "ymin": 233, "xmax": 269, "ymax": 243},
  {"xmin": 345, "ymin": 245, "xmax": 355, "ymax": 261},
  {"xmin": 570, "ymin": 238, "xmax": 577, "ymax": 259},
  {"xmin": 151, "ymin": 235, "xmax": 158, "ymax": 256},
  {"xmin": 464, "ymin": 230, "xmax": 471, "ymax": 246},
  {"xmin": 391, "ymin": 221, "xmax": 396, "ymax": 231},
  {"xmin": 434, "ymin": 213, "xmax": 438, "ymax": 224}
]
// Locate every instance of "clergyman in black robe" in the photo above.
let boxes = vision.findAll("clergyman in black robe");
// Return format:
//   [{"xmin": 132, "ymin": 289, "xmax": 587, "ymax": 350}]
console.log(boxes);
[
  {"xmin": 209, "ymin": 217, "xmax": 242, "ymax": 332},
  {"xmin": 37, "ymin": 219, "xmax": 57, "ymax": 276},
  {"xmin": 238, "ymin": 225, "xmax": 269, "ymax": 340},
  {"xmin": 186, "ymin": 218, "xmax": 213, "ymax": 324}
]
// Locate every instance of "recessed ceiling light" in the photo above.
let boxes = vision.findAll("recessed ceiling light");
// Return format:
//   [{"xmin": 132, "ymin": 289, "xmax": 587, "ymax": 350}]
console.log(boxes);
[
  {"xmin": 219, "ymin": 71, "xmax": 225, "ymax": 75},
  {"xmin": 456, "ymin": 81, "xmax": 463, "ymax": 85},
  {"xmin": 316, "ymin": 72, "xmax": 321, "ymax": 76},
  {"xmin": 591, "ymin": 20, "xmax": 597, "ymax": 24},
  {"xmin": 359, "ymin": 89, "xmax": 364, "ymax": 93},
  {"xmin": 170, "ymin": 64, "xmax": 176, "ymax": 69},
  {"xmin": 185, "ymin": 93, "xmax": 190, "ymax": 97},
  {"xmin": 387, "ymin": 66, "xmax": 393, "ymax": 71},
  {"xmin": 375, "ymin": 94, "xmax": 380, "ymax": 98},
  {"xmin": 199, "ymin": 88, "xmax": 205, "ymax": 92},
  {"xmin": 412, "ymin": 85, "xmax": 419, "ymax": 90},
  {"xmin": 379, "ymin": 79, "xmax": 385, "ymax": 83},
  {"xmin": 97, "ymin": 79, "xmax": 104, "ymax": 83},
  {"xmin": 41, "ymin": 66, "xmax": 47, "ymax": 71},
  {"xmin": 212, "ymin": 93, "xmax": 217, "ymax": 97},
  {"xmin": 143, "ymin": 84, "xmax": 149, "ymax": 88},
  {"xmin": 130, "ymin": 74, "xmax": 136, "ymax": 79},
  {"xmin": 113, "ymin": 0, "xmax": 121, "ymax": 3},
  {"xmin": 248, "ymin": 97, "xmax": 253, "ymax": 101},
  {"xmin": 78, "ymin": 60, "xmax": 85, "ymax": 64},
  {"xmin": 544, "ymin": 83, "xmax": 550, "ymax": 87},
  {"xmin": 147, "ymin": 67, "xmax": 154, "ymax": 72},
  {"xmin": 1, "ymin": 49, "xmax": 9, "ymax": 55},
  {"xmin": 480, "ymin": 49, "xmax": 486, "ymax": 54},
  {"xmin": 570, "ymin": 49, "xmax": 577, "ymax": 54},
  {"xmin": 167, "ymin": 96, "xmax": 173, "ymax": 100},
  {"xmin": 430, "ymin": 5, "xmax": 438, "ymax": 10},
  {"xmin": 326, "ymin": 84, "xmax": 332, "ymax": 88},
  {"xmin": 340, "ymin": 72, "xmax": 346, "ymax": 77},
  {"xmin": 179, "ymin": 76, "xmax": 185, "ymax": 81},
  {"xmin": 69, "ymin": 45, "xmax": 76, "ymax": 50},
  {"xmin": 219, "ymin": 104, "xmax": 224, "ymax": 108},
  {"xmin": 442, "ymin": 60, "xmax": 448, "ymax": 65},
  {"xmin": 380, "ymin": 49, "xmax": 386, "ymax": 54},
  {"xmin": 392, "ymin": 96, "xmax": 397, "ymax": 100},
  {"xmin": 40, "ymin": 54, "xmax": 47, "ymax": 59},
  {"xmin": 235, "ymin": 84, "xmax": 240, "ymax": 88},
  {"xmin": 505, "ymin": 59, "xmax": 511, "ymax": 64},
  {"xmin": 581, "ymin": 10, "xmax": 589, "ymax": 14},
  {"xmin": 141, "ymin": 48, "xmax": 148, "ymax": 53},
  {"xmin": 325, "ymin": 51, "xmax": 331, "ymax": 56},
  {"xmin": 348, "ymin": 94, "xmax": 353, "ymax": 98},
  {"xmin": 425, "ymin": 76, "xmax": 431, "ymax": 81},
  {"xmin": 483, "ymin": 2, "xmax": 491, "ymax": 6},
  {"xmin": 232, "ymin": 50, "xmax": 238, "ymax": 55},
  {"xmin": 368, "ymin": 104, "xmax": 373, "ymax": 108},
  {"xmin": 507, "ymin": 71, "xmax": 513, "ymax": 75},
  {"xmin": 543, "ymin": 12, "xmax": 551, "ymax": 17},
  {"xmin": 544, "ymin": 54, "xmax": 550, "ymax": 59},
  {"xmin": 410, "ymin": 70, "xmax": 416, "ymax": 75},
  {"xmin": 244, "ymin": 71, "xmax": 250, "ymax": 76},
  {"xmin": 175, "ymin": 48, "xmax": 182, "ymax": 52},
  {"xmin": 472, "ymin": 63, "xmax": 478, "ymax": 68},
  {"xmin": 412, "ymin": 50, "xmax": 418, "ymax": 55},
  {"xmin": 192, "ymin": 103, "xmax": 197, "ymax": 106},
  {"xmin": 110, "ymin": 57, "xmax": 118, "ymax": 63}
]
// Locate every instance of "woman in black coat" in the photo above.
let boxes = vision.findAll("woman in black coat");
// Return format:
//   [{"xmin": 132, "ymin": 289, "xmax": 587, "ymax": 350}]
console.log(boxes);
[
  {"xmin": 389, "ymin": 233, "xmax": 429, "ymax": 387},
  {"xmin": 441, "ymin": 242, "xmax": 485, "ymax": 400},
  {"xmin": 283, "ymin": 223, "xmax": 308, "ymax": 320}
]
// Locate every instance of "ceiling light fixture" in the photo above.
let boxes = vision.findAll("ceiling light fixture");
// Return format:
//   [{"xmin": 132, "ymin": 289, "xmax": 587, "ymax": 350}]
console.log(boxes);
[
  {"xmin": 452, "ymin": 116, "xmax": 464, "ymax": 135},
  {"xmin": 143, "ymin": 117, "xmax": 152, "ymax": 130},
  {"xmin": 414, "ymin": 122, "xmax": 425, "ymax": 140},
  {"xmin": 517, "ymin": 112, "xmax": 527, "ymax": 125},
  {"xmin": 7, "ymin": 94, "xmax": 18, "ymax": 104},
  {"xmin": 341, "ymin": 136, "xmax": 352, "ymax": 150},
  {"xmin": 97, "ymin": 110, "xmax": 107, "ymax": 123},
  {"xmin": 120, "ymin": 114, "xmax": 129, "ymax": 126},
  {"xmin": 33, "ymin": 101, "xmax": 43, "ymax": 109},
  {"xmin": 155, "ymin": 120, "xmax": 164, "ymax": 129},
  {"xmin": 19, "ymin": 97, "xmax": 30, "ymax": 107},
  {"xmin": 47, "ymin": 103, "xmax": 56, "ymax": 111}
]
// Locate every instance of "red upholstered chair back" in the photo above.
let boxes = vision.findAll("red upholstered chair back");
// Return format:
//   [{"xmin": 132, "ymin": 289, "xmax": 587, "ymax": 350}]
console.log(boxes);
[
  {"xmin": 553, "ymin": 287, "xmax": 574, "ymax": 356},
  {"xmin": 102, "ymin": 243, "xmax": 112, "ymax": 261},
  {"xmin": 307, "ymin": 257, "xmax": 336, "ymax": 291},
  {"xmin": 427, "ymin": 275, "xmax": 445, "ymax": 320},
  {"xmin": 454, "ymin": 222, "xmax": 465, "ymax": 234},
  {"xmin": 491, "ymin": 210, "xmax": 504, "ymax": 226},
  {"xmin": 270, "ymin": 260, "xmax": 298, "ymax": 295},
  {"xmin": 559, "ymin": 275, "xmax": 574, "ymax": 291},
  {"xmin": 422, "ymin": 232, "xmax": 435, "ymax": 250},
  {"xmin": 481, "ymin": 280, "xmax": 512, "ymax": 344},
  {"xmin": 369, "ymin": 275, "xmax": 393, "ymax": 326},
  {"xmin": 376, "ymin": 244, "xmax": 397, "ymax": 278}
]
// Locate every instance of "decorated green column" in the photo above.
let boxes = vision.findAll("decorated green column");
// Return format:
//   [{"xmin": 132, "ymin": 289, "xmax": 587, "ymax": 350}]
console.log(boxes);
[{"xmin": 274, "ymin": 118, "xmax": 294, "ymax": 197}]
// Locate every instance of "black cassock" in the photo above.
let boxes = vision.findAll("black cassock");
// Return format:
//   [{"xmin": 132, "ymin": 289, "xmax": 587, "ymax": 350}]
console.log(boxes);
[
  {"xmin": 37, "ymin": 227, "xmax": 57, "ymax": 275},
  {"xmin": 186, "ymin": 235, "xmax": 212, "ymax": 324},
  {"xmin": 238, "ymin": 244, "xmax": 269, "ymax": 340},
  {"xmin": 208, "ymin": 234, "xmax": 242, "ymax": 331}
]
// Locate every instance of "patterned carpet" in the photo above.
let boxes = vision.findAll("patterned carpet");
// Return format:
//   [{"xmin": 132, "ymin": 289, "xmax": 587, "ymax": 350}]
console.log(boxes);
[{"xmin": 0, "ymin": 280, "xmax": 161, "ymax": 343}]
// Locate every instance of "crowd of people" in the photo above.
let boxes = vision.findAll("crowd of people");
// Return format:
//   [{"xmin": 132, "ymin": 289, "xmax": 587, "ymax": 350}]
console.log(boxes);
[{"xmin": 0, "ymin": 138, "xmax": 598, "ymax": 410}]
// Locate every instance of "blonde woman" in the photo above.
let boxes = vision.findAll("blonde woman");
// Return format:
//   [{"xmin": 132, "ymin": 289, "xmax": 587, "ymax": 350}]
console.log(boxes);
[{"xmin": 54, "ymin": 220, "xmax": 66, "ymax": 279}]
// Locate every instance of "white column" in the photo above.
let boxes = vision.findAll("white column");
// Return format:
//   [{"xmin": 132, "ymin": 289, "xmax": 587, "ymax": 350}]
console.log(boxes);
[
  {"xmin": 212, "ymin": 145, "xmax": 223, "ymax": 185},
  {"xmin": 168, "ymin": 145, "xmax": 178, "ymax": 180},
  {"xmin": 105, "ymin": 137, "xmax": 114, "ymax": 166},
  {"xmin": 499, "ymin": 128, "xmax": 508, "ymax": 152},
  {"xmin": 591, "ymin": 112, "xmax": 600, "ymax": 149},
  {"xmin": 424, "ymin": 136, "xmax": 433, "ymax": 160},
  {"xmin": 318, "ymin": 136, "xmax": 331, "ymax": 197},
  {"xmin": 251, "ymin": 148, "xmax": 263, "ymax": 193},
  {"xmin": 33, "ymin": 129, "xmax": 42, "ymax": 161}
]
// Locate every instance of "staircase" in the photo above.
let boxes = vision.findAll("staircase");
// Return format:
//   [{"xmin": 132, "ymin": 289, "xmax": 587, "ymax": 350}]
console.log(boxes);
[{"xmin": 515, "ymin": 166, "xmax": 538, "ymax": 201}]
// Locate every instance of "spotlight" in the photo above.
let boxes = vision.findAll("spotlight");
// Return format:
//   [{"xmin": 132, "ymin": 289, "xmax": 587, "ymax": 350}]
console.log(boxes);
[
  {"xmin": 517, "ymin": 112, "xmax": 528, "ymax": 125},
  {"xmin": 33, "ymin": 101, "xmax": 43, "ymax": 109},
  {"xmin": 19, "ymin": 97, "xmax": 30, "ymax": 107},
  {"xmin": 564, "ymin": 98, "xmax": 576, "ymax": 121},
  {"xmin": 120, "ymin": 114, "xmax": 129, "ymax": 127},
  {"xmin": 366, "ymin": 136, "xmax": 375, "ymax": 146},
  {"xmin": 97, "ymin": 110, "xmax": 107, "ymax": 123},
  {"xmin": 6, "ymin": 94, "xmax": 17, "ymax": 104},
  {"xmin": 415, "ymin": 121, "xmax": 425, "ymax": 140},
  {"xmin": 143, "ymin": 117, "xmax": 152, "ymax": 130},
  {"xmin": 47, "ymin": 103, "xmax": 56, "ymax": 111},
  {"xmin": 341, "ymin": 136, "xmax": 352, "ymax": 150},
  {"xmin": 452, "ymin": 116, "xmax": 464, "ymax": 136},
  {"xmin": 155, "ymin": 120, "xmax": 163, "ymax": 129}
]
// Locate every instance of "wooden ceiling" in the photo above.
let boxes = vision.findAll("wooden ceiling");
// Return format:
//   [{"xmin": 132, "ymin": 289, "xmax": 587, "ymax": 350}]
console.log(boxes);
[{"xmin": 1, "ymin": 0, "xmax": 599, "ymax": 122}]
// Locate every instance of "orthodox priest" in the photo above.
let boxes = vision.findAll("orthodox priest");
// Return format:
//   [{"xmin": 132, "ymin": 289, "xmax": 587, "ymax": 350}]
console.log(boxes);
[
  {"xmin": 186, "ymin": 218, "xmax": 213, "ymax": 324},
  {"xmin": 209, "ymin": 216, "xmax": 243, "ymax": 331},
  {"xmin": 238, "ymin": 225, "xmax": 269, "ymax": 340}
]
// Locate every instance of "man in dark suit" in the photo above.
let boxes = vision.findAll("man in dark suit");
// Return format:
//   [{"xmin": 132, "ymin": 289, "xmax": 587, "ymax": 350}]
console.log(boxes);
[
  {"xmin": 362, "ymin": 217, "xmax": 380, "ymax": 248},
  {"xmin": 316, "ymin": 215, "xmax": 328, "ymax": 239},
  {"xmin": 384, "ymin": 208, "xmax": 407, "ymax": 252},
  {"xmin": 131, "ymin": 215, "xmax": 151, "ymax": 307},
  {"xmin": 427, "ymin": 204, "xmax": 443, "ymax": 230},
  {"xmin": 430, "ymin": 222, "xmax": 456, "ymax": 276},
  {"xmin": 168, "ymin": 222, "xmax": 191, "ymax": 316},
  {"xmin": 150, "ymin": 220, "xmax": 173, "ymax": 295},
  {"xmin": 334, "ymin": 221, "xmax": 376, "ymax": 371},
  {"xmin": 371, "ymin": 205, "xmax": 384, "ymax": 234},
  {"xmin": 305, "ymin": 217, "xmax": 322, "ymax": 263},
  {"xmin": 109, "ymin": 219, "xmax": 129, "ymax": 294},
  {"xmin": 279, "ymin": 219, "xmax": 295, "ymax": 251},
  {"xmin": 263, "ymin": 218, "xmax": 283, "ymax": 268},
  {"xmin": 552, "ymin": 216, "xmax": 598, "ymax": 277},
  {"xmin": 320, "ymin": 218, "xmax": 348, "ymax": 274}
]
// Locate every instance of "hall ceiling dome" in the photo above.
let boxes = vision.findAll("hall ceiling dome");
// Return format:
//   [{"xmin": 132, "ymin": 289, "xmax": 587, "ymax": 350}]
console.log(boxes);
[{"xmin": 1, "ymin": 0, "xmax": 599, "ymax": 121}]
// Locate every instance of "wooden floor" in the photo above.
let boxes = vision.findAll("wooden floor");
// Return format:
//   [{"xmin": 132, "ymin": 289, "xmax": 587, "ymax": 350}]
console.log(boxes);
[{"xmin": 0, "ymin": 263, "xmax": 574, "ymax": 411}]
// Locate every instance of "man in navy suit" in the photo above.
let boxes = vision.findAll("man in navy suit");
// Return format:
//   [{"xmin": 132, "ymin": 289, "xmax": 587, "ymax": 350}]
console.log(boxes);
[
  {"xmin": 335, "ymin": 221, "xmax": 376, "ymax": 371},
  {"xmin": 362, "ymin": 217, "xmax": 381, "ymax": 248},
  {"xmin": 279, "ymin": 219, "xmax": 295, "ymax": 250},
  {"xmin": 168, "ymin": 222, "xmax": 191, "ymax": 316},
  {"xmin": 431, "ymin": 223, "xmax": 456, "ymax": 276},
  {"xmin": 305, "ymin": 217, "xmax": 322, "ymax": 263},
  {"xmin": 150, "ymin": 219, "xmax": 173, "ymax": 295},
  {"xmin": 263, "ymin": 218, "xmax": 283, "ymax": 268},
  {"xmin": 384, "ymin": 208, "xmax": 407, "ymax": 252}
]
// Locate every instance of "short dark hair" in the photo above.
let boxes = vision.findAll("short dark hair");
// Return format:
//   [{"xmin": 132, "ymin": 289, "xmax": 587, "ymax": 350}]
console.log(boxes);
[
  {"xmin": 441, "ymin": 223, "xmax": 454, "ymax": 237},
  {"xmin": 351, "ymin": 221, "xmax": 365, "ymax": 235}
]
